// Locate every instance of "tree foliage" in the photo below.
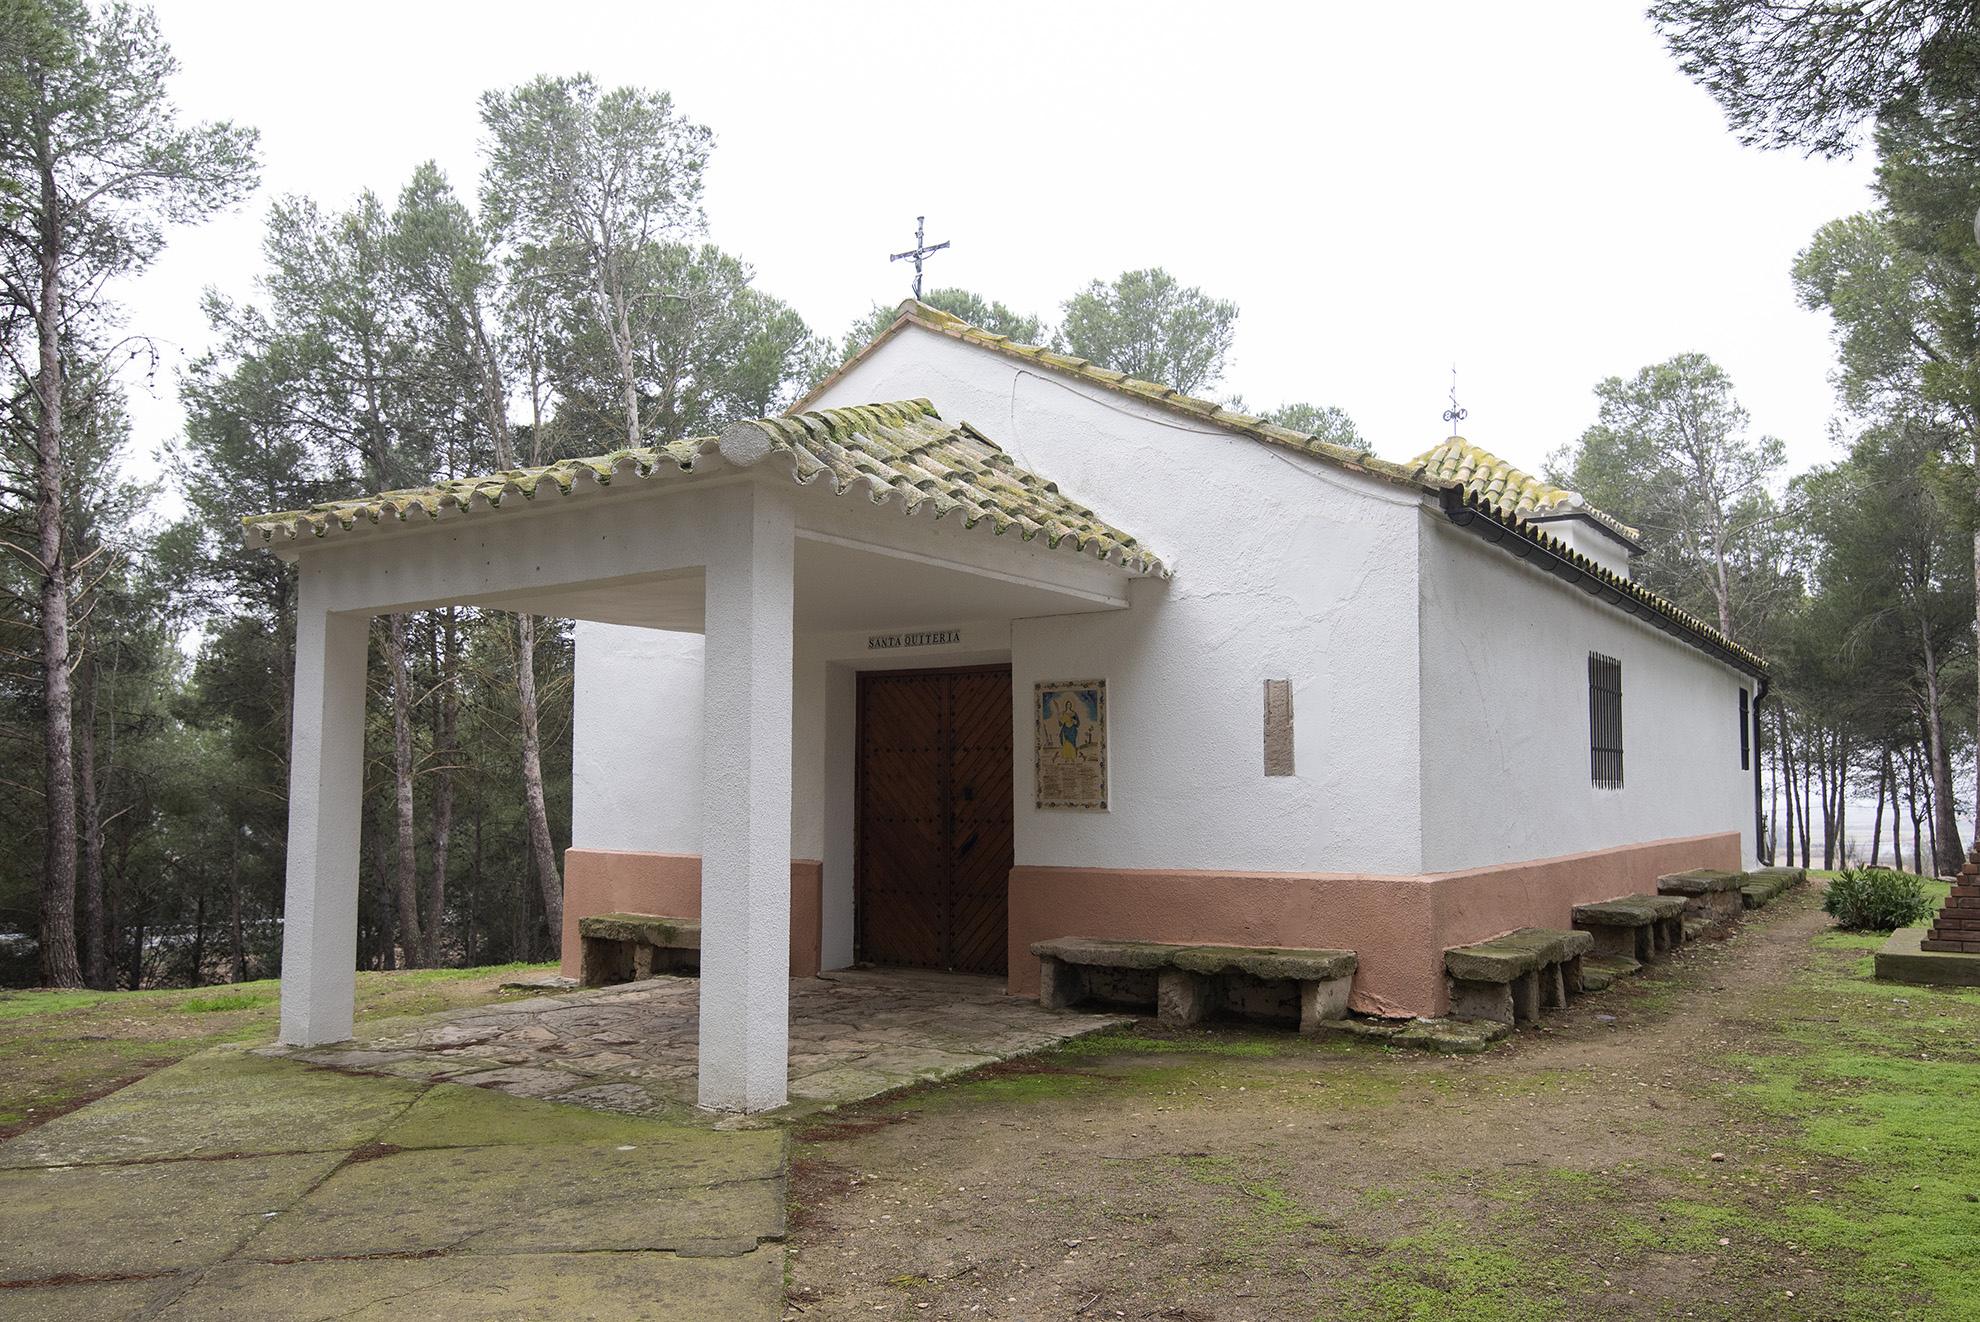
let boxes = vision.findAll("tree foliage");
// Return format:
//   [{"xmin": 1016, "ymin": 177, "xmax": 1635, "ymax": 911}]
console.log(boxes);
[
  {"xmin": 1650, "ymin": 0, "xmax": 1980, "ymax": 156},
  {"xmin": 0, "ymin": 0, "xmax": 256, "ymax": 985},
  {"xmin": 480, "ymin": 74, "xmax": 712, "ymax": 450},
  {"xmin": 1547, "ymin": 353, "xmax": 1790, "ymax": 643},
  {"xmin": 1265, "ymin": 402, "xmax": 1369, "ymax": 453},
  {"xmin": 1060, "ymin": 268, "xmax": 1237, "ymax": 396}
]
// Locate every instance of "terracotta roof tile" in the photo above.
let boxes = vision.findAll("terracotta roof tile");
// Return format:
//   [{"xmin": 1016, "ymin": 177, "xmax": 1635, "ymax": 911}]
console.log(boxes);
[
  {"xmin": 1410, "ymin": 437, "xmax": 1641, "ymax": 544},
  {"xmin": 242, "ymin": 399, "xmax": 1166, "ymax": 578}
]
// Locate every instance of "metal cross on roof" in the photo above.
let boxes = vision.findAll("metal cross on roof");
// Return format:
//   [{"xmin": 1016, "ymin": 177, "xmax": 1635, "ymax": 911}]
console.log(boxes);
[
  {"xmin": 889, "ymin": 216, "xmax": 950, "ymax": 299},
  {"xmin": 1443, "ymin": 366, "xmax": 1467, "ymax": 439}
]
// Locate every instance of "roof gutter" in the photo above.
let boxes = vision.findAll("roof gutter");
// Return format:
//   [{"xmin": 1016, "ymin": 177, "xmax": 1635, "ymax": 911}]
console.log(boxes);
[{"xmin": 1436, "ymin": 485, "xmax": 1766, "ymax": 681}]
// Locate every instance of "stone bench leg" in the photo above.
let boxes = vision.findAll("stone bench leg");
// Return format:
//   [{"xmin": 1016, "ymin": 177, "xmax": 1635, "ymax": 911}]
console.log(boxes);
[
  {"xmin": 1157, "ymin": 967, "xmax": 1215, "ymax": 1027},
  {"xmin": 1511, "ymin": 970, "xmax": 1542, "ymax": 1022},
  {"xmin": 1038, "ymin": 955, "xmax": 1086, "ymax": 1010},
  {"xmin": 1299, "ymin": 974, "xmax": 1353, "ymax": 1034},
  {"xmin": 1637, "ymin": 923, "xmax": 1656, "ymax": 962},
  {"xmin": 1661, "ymin": 916, "xmax": 1684, "ymax": 950},
  {"xmin": 634, "ymin": 942, "xmax": 656, "ymax": 980},
  {"xmin": 579, "ymin": 936, "xmax": 634, "ymax": 987},
  {"xmin": 1562, "ymin": 954, "xmax": 1585, "ymax": 995},
  {"xmin": 1449, "ymin": 977, "xmax": 1514, "ymax": 1025},
  {"xmin": 1541, "ymin": 961, "xmax": 1568, "ymax": 1010}
]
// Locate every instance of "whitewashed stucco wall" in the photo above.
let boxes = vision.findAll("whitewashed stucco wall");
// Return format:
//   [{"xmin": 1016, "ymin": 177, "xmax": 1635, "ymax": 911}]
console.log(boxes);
[
  {"xmin": 810, "ymin": 326, "xmax": 1428, "ymax": 876},
  {"xmin": 567, "ymin": 321, "xmax": 1757, "ymax": 917},
  {"xmin": 1416, "ymin": 514, "xmax": 1756, "ymax": 872},
  {"xmin": 571, "ymin": 620, "xmax": 705, "ymax": 855}
]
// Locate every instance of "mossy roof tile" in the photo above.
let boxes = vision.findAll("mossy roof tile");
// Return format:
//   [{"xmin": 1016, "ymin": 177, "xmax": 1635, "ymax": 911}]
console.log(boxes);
[
  {"xmin": 1409, "ymin": 437, "xmax": 1640, "ymax": 543},
  {"xmin": 241, "ymin": 399, "xmax": 1165, "ymax": 578}
]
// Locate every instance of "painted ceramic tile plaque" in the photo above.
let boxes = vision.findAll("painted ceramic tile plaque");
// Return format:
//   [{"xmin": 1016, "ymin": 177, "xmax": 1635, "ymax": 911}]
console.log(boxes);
[{"xmin": 1035, "ymin": 679, "xmax": 1107, "ymax": 810}]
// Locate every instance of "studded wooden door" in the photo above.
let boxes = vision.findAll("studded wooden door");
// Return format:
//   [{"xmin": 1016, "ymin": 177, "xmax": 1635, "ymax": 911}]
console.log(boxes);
[{"xmin": 856, "ymin": 666, "xmax": 1013, "ymax": 974}]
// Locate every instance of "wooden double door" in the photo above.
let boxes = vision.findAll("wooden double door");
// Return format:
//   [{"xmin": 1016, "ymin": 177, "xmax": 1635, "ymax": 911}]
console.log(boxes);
[{"xmin": 856, "ymin": 666, "xmax": 1014, "ymax": 975}]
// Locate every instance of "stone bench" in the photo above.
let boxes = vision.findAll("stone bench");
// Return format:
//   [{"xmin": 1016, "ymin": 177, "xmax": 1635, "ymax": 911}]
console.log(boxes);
[
  {"xmin": 1658, "ymin": 869, "xmax": 1748, "ymax": 936},
  {"xmin": 1444, "ymin": 928, "xmax": 1594, "ymax": 1025},
  {"xmin": 1031, "ymin": 937, "xmax": 1357, "ymax": 1034},
  {"xmin": 1572, "ymin": 894, "xmax": 1687, "ymax": 964},
  {"xmin": 578, "ymin": 913, "xmax": 701, "ymax": 986},
  {"xmin": 1742, "ymin": 866, "xmax": 1805, "ymax": 909}
]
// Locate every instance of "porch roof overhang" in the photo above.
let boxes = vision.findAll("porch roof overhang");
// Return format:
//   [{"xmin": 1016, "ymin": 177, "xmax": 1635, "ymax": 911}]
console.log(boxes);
[{"xmin": 239, "ymin": 399, "xmax": 1167, "ymax": 631}]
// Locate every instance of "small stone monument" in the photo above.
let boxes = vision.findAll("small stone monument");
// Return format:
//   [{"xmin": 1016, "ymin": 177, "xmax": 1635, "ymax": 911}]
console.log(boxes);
[{"xmin": 1920, "ymin": 847, "xmax": 1980, "ymax": 953}]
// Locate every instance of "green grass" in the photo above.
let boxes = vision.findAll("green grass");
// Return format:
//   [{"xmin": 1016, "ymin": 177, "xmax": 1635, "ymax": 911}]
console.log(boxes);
[
  {"xmin": 179, "ymin": 991, "xmax": 274, "ymax": 1013},
  {"xmin": 1614, "ymin": 933, "xmax": 1980, "ymax": 1319},
  {"xmin": 0, "ymin": 963, "xmax": 561, "ymax": 1139}
]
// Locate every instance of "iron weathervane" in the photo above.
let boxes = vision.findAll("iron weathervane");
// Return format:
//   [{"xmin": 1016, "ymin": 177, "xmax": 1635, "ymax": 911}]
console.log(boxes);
[
  {"xmin": 1443, "ymin": 366, "xmax": 1467, "ymax": 439},
  {"xmin": 890, "ymin": 216, "xmax": 950, "ymax": 299}
]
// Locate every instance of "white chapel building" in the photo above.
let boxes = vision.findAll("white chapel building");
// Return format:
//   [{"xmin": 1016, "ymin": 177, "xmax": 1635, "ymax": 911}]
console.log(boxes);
[{"xmin": 249, "ymin": 300, "xmax": 1765, "ymax": 1113}]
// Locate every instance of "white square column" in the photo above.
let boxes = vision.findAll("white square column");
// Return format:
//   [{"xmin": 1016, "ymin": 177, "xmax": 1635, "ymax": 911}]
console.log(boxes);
[
  {"xmin": 277, "ymin": 602, "xmax": 370, "ymax": 1046},
  {"xmin": 698, "ymin": 486, "xmax": 796, "ymax": 1112}
]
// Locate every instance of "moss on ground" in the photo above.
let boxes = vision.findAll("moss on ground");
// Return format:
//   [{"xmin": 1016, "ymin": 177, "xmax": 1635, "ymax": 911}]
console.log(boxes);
[{"xmin": 0, "ymin": 963, "xmax": 559, "ymax": 1139}]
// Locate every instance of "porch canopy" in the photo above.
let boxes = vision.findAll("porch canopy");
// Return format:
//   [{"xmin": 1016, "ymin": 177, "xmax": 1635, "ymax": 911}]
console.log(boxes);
[{"xmin": 245, "ymin": 399, "xmax": 1165, "ymax": 1113}]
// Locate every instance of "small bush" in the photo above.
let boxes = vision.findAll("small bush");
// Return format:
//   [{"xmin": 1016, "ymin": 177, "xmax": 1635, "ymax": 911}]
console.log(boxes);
[{"xmin": 1822, "ymin": 867, "xmax": 1937, "ymax": 932}]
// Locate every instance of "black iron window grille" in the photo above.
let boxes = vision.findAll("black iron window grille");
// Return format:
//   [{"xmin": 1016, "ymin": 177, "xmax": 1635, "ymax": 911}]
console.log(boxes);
[
  {"xmin": 1739, "ymin": 688, "xmax": 1751, "ymax": 771},
  {"xmin": 1589, "ymin": 652, "xmax": 1623, "ymax": 789}
]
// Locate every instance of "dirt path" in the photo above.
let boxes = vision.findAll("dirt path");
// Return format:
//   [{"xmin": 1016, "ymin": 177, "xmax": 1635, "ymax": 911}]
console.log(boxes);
[{"xmin": 783, "ymin": 890, "xmax": 1950, "ymax": 1320}]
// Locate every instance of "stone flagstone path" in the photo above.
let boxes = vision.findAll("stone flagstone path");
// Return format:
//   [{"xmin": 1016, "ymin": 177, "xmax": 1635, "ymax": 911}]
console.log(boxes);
[
  {"xmin": 0, "ymin": 969, "xmax": 1125, "ymax": 1319},
  {"xmin": 259, "ymin": 967, "xmax": 1129, "ymax": 1122},
  {"xmin": 0, "ymin": 1049, "xmax": 788, "ymax": 1320}
]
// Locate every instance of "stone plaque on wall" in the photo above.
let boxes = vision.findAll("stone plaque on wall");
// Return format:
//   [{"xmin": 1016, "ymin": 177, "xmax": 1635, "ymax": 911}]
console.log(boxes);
[
  {"xmin": 1264, "ymin": 679, "xmax": 1294, "ymax": 776},
  {"xmin": 1035, "ymin": 679, "xmax": 1107, "ymax": 810}
]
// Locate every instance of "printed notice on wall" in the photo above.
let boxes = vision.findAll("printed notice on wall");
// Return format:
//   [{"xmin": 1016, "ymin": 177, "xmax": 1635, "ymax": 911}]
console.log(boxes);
[{"xmin": 1035, "ymin": 679, "xmax": 1107, "ymax": 810}]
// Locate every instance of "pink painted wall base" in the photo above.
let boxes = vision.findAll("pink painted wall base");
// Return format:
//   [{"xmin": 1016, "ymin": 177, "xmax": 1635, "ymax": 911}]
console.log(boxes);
[
  {"xmin": 1009, "ymin": 832, "xmax": 1741, "ymax": 1017},
  {"xmin": 560, "ymin": 848, "xmax": 824, "ymax": 980}
]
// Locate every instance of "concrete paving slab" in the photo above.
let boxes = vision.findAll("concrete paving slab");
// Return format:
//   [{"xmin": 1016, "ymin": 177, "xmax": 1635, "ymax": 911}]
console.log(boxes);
[
  {"xmin": 152, "ymin": 1249, "xmax": 783, "ymax": 1320},
  {"xmin": 1876, "ymin": 927, "xmax": 1980, "ymax": 986},
  {"xmin": 248, "ymin": 1138, "xmax": 785, "ymax": 1259},
  {"xmin": 0, "ymin": 1051, "xmax": 422, "ymax": 1168},
  {"xmin": 0, "ymin": 1151, "xmax": 345, "ymax": 1278},
  {"xmin": 379, "ymin": 1081, "xmax": 695, "ymax": 1147},
  {"xmin": 0, "ymin": 1278, "xmax": 167, "ymax": 1321}
]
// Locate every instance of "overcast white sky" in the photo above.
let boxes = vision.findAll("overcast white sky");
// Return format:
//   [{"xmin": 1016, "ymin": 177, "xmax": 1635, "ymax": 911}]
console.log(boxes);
[{"xmin": 119, "ymin": 1, "xmax": 1878, "ymax": 488}]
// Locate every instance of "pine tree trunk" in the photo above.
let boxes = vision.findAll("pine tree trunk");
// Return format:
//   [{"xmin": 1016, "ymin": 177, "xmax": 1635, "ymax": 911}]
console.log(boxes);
[
  {"xmin": 385, "ymin": 614, "xmax": 423, "ymax": 965},
  {"xmin": 190, "ymin": 893, "xmax": 206, "ymax": 986},
  {"xmin": 516, "ymin": 613, "xmax": 564, "ymax": 941},
  {"xmin": 1800, "ymin": 754, "xmax": 1813, "ymax": 867},
  {"xmin": 366, "ymin": 791, "xmax": 395, "ymax": 971},
  {"xmin": 1871, "ymin": 747, "xmax": 1888, "ymax": 868},
  {"xmin": 33, "ymin": 142, "xmax": 80, "ymax": 989},
  {"xmin": 76, "ymin": 660, "xmax": 108, "ymax": 990},
  {"xmin": 1774, "ymin": 724, "xmax": 1789, "ymax": 866},
  {"xmin": 1918, "ymin": 620, "xmax": 1962, "ymax": 876},
  {"xmin": 1817, "ymin": 733, "xmax": 1833, "ymax": 869},
  {"xmin": 229, "ymin": 832, "xmax": 246, "ymax": 984},
  {"xmin": 1833, "ymin": 731, "xmax": 1847, "ymax": 868},
  {"xmin": 1781, "ymin": 710, "xmax": 1797, "ymax": 869},
  {"xmin": 424, "ymin": 610, "xmax": 457, "ymax": 967}
]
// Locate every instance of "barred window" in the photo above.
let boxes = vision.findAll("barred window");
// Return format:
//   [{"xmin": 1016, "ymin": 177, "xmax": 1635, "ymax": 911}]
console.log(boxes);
[
  {"xmin": 1589, "ymin": 653, "xmax": 1623, "ymax": 789},
  {"xmin": 1739, "ymin": 688, "xmax": 1751, "ymax": 771}
]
